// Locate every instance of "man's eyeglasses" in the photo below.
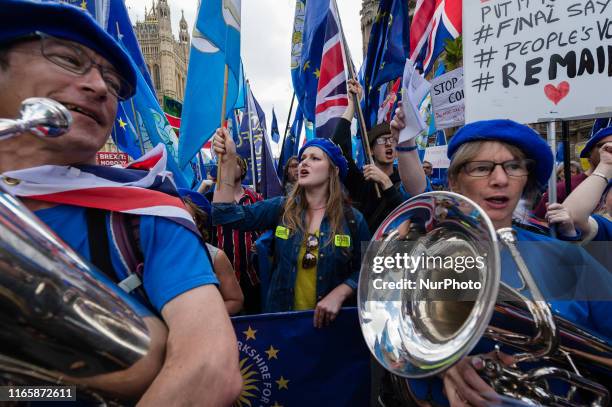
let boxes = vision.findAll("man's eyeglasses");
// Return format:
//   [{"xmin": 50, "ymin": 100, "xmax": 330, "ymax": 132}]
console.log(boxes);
[
  {"xmin": 18, "ymin": 32, "xmax": 133, "ymax": 100},
  {"xmin": 374, "ymin": 136, "xmax": 398, "ymax": 146},
  {"xmin": 302, "ymin": 233, "xmax": 319, "ymax": 269},
  {"xmin": 462, "ymin": 159, "xmax": 533, "ymax": 177}
]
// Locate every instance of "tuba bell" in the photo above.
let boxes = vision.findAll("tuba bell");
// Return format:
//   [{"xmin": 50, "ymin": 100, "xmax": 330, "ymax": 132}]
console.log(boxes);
[{"xmin": 358, "ymin": 192, "xmax": 611, "ymax": 406}]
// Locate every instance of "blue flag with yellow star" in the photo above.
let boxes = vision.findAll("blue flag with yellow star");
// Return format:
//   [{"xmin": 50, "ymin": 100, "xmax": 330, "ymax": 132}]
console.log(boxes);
[
  {"xmin": 231, "ymin": 308, "xmax": 370, "ymax": 406},
  {"xmin": 290, "ymin": 0, "xmax": 331, "ymax": 123}
]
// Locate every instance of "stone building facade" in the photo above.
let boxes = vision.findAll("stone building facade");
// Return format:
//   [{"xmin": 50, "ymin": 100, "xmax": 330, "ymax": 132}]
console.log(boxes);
[{"xmin": 134, "ymin": 0, "xmax": 190, "ymax": 104}]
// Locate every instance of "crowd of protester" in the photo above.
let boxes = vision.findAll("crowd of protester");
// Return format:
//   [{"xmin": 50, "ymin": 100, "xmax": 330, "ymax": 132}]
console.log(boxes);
[{"xmin": 1, "ymin": 1, "xmax": 610, "ymax": 405}]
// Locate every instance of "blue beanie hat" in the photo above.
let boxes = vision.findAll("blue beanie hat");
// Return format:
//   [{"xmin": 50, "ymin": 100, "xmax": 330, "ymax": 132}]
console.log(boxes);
[
  {"xmin": 0, "ymin": 0, "xmax": 136, "ymax": 99},
  {"xmin": 580, "ymin": 126, "xmax": 612, "ymax": 158},
  {"xmin": 177, "ymin": 188, "xmax": 212, "ymax": 216},
  {"xmin": 298, "ymin": 138, "xmax": 349, "ymax": 180},
  {"xmin": 448, "ymin": 119, "xmax": 553, "ymax": 191}
]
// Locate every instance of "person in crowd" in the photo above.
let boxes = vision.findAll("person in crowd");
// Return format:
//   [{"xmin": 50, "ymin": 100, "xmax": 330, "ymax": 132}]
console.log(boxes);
[
  {"xmin": 0, "ymin": 1, "xmax": 241, "ymax": 403},
  {"xmin": 206, "ymin": 156, "xmax": 263, "ymax": 314},
  {"xmin": 533, "ymin": 161, "xmax": 587, "ymax": 218},
  {"xmin": 392, "ymin": 117, "xmax": 612, "ymax": 406},
  {"xmin": 212, "ymin": 128, "xmax": 370, "ymax": 327},
  {"xmin": 556, "ymin": 127, "xmax": 612, "ymax": 242},
  {"xmin": 332, "ymin": 79, "xmax": 426, "ymax": 232},
  {"xmin": 282, "ymin": 156, "xmax": 299, "ymax": 195},
  {"xmin": 556, "ymin": 161, "xmax": 583, "ymax": 182},
  {"xmin": 179, "ymin": 188, "xmax": 244, "ymax": 315},
  {"xmin": 422, "ymin": 160, "xmax": 433, "ymax": 178}
]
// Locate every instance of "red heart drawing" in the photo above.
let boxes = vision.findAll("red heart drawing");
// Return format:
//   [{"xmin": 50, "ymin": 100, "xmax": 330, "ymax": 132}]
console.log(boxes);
[{"xmin": 544, "ymin": 81, "xmax": 570, "ymax": 105}]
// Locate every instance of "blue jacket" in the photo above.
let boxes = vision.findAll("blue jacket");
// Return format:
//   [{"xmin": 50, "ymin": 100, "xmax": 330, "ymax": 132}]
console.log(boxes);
[{"xmin": 213, "ymin": 197, "xmax": 371, "ymax": 312}]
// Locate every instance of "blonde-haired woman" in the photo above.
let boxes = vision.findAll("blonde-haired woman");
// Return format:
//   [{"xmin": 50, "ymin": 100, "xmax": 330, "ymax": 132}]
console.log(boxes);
[{"xmin": 212, "ymin": 128, "xmax": 370, "ymax": 327}]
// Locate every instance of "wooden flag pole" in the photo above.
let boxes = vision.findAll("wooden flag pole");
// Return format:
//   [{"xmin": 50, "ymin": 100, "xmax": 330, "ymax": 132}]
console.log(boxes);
[
  {"xmin": 334, "ymin": 0, "xmax": 380, "ymax": 197},
  {"xmin": 216, "ymin": 64, "xmax": 230, "ymax": 188}
]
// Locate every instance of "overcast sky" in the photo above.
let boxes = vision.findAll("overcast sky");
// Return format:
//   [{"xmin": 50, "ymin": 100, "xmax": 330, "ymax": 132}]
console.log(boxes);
[{"xmin": 124, "ymin": 0, "xmax": 364, "ymax": 139}]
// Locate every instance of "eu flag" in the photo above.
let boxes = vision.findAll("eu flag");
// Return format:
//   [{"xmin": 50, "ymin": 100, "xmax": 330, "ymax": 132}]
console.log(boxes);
[
  {"xmin": 291, "ymin": 0, "xmax": 331, "ymax": 123},
  {"xmin": 231, "ymin": 308, "xmax": 370, "ymax": 406},
  {"xmin": 277, "ymin": 104, "xmax": 304, "ymax": 180},
  {"xmin": 270, "ymin": 108, "xmax": 281, "ymax": 143},
  {"xmin": 180, "ymin": 0, "xmax": 242, "ymax": 168}
]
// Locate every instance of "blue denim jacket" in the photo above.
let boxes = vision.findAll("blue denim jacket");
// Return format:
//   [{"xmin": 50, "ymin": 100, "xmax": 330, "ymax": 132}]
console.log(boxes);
[{"xmin": 212, "ymin": 197, "xmax": 371, "ymax": 312}]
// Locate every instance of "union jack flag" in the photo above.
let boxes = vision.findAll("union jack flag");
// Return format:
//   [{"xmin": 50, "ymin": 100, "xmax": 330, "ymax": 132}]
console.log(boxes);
[
  {"xmin": 1, "ymin": 145, "xmax": 197, "ymax": 233},
  {"xmin": 410, "ymin": 0, "xmax": 462, "ymax": 76},
  {"xmin": 315, "ymin": 0, "xmax": 349, "ymax": 138}
]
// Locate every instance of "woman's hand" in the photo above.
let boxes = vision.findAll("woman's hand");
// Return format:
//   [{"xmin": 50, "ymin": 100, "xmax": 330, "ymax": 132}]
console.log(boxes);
[
  {"xmin": 546, "ymin": 202, "xmax": 577, "ymax": 237},
  {"xmin": 313, "ymin": 284, "xmax": 353, "ymax": 328},
  {"xmin": 441, "ymin": 352, "xmax": 514, "ymax": 407},
  {"xmin": 212, "ymin": 127, "xmax": 236, "ymax": 161},
  {"xmin": 363, "ymin": 164, "xmax": 393, "ymax": 190}
]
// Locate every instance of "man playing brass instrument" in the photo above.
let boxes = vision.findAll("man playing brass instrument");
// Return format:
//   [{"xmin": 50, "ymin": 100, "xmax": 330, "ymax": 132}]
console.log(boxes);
[{"xmin": 0, "ymin": 1, "xmax": 241, "ymax": 404}]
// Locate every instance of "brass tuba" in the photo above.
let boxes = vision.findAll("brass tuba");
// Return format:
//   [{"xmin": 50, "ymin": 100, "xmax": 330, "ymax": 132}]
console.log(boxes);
[
  {"xmin": 358, "ymin": 192, "xmax": 611, "ymax": 406},
  {"xmin": 0, "ymin": 99, "xmax": 159, "ymax": 403}
]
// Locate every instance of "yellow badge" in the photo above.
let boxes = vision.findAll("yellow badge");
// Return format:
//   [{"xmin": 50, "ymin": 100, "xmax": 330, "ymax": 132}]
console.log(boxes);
[
  {"xmin": 334, "ymin": 234, "xmax": 351, "ymax": 247},
  {"xmin": 275, "ymin": 226, "xmax": 290, "ymax": 240}
]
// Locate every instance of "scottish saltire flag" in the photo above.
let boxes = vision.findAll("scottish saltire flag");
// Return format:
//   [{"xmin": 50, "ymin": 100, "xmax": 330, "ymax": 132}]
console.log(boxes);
[
  {"xmin": 270, "ymin": 108, "xmax": 281, "ymax": 143},
  {"xmin": 410, "ymin": 0, "xmax": 461, "ymax": 76},
  {"xmin": 231, "ymin": 308, "xmax": 370, "ymax": 406},
  {"xmin": 180, "ymin": 0, "xmax": 242, "ymax": 168},
  {"xmin": 315, "ymin": 1, "xmax": 348, "ymax": 138},
  {"xmin": 277, "ymin": 105, "xmax": 304, "ymax": 180},
  {"xmin": 363, "ymin": 0, "xmax": 409, "ymax": 126}
]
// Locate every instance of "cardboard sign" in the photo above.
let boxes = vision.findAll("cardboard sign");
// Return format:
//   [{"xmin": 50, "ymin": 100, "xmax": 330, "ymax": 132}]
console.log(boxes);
[
  {"xmin": 423, "ymin": 145, "xmax": 450, "ymax": 169},
  {"xmin": 464, "ymin": 0, "xmax": 612, "ymax": 123},
  {"xmin": 431, "ymin": 67, "xmax": 465, "ymax": 129},
  {"xmin": 96, "ymin": 152, "xmax": 129, "ymax": 167}
]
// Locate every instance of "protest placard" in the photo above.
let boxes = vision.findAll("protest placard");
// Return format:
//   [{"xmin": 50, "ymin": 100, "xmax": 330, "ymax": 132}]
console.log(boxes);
[
  {"xmin": 96, "ymin": 152, "xmax": 129, "ymax": 166},
  {"xmin": 399, "ymin": 59, "xmax": 430, "ymax": 143},
  {"xmin": 423, "ymin": 145, "xmax": 450, "ymax": 169},
  {"xmin": 431, "ymin": 67, "xmax": 465, "ymax": 129},
  {"xmin": 464, "ymin": 0, "xmax": 612, "ymax": 123}
]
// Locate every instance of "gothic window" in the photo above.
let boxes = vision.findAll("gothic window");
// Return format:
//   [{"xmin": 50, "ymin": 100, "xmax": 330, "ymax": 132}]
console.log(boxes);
[{"xmin": 153, "ymin": 65, "xmax": 161, "ymax": 90}]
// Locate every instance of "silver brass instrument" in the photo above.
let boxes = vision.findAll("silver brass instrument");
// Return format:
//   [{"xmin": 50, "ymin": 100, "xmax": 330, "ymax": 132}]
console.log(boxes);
[
  {"xmin": 0, "ymin": 99, "xmax": 153, "ymax": 402},
  {"xmin": 0, "ymin": 97, "xmax": 72, "ymax": 140},
  {"xmin": 358, "ymin": 192, "xmax": 611, "ymax": 406}
]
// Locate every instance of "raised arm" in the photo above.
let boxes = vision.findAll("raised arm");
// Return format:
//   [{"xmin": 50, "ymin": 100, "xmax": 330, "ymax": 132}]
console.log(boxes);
[
  {"xmin": 563, "ymin": 142, "xmax": 612, "ymax": 234},
  {"xmin": 212, "ymin": 127, "xmax": 238, "ymax": 204},
  {"xmin": 391, "ymin": 103, "xmax": 427, "ymax": 197}
]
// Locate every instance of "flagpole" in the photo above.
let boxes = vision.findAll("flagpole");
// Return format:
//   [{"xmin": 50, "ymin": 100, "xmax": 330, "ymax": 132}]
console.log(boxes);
[
  {"xmin": 280, "ymin": 92, "xmax": 296, "ymax": 149},
  {"xmin": 333, "ymin": 0, "xmax": 380, "ymax": 197},
  {"xmin": 216, "ymin": 64, "xmax": 230, "ymax": 188},
  {"xmin": 129, "ymin": 99, "xmax": 146, "ymax": 156},
  {"xmin": 245, "ymin": 80, "xmax": 258, "ymax": 191}
]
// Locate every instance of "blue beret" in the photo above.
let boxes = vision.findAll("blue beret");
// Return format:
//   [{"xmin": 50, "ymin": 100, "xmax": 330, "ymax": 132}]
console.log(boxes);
[
  {"xmin": 0, "ymin": 0, "xmax": 136, "ymax": 98},
  {"xmin": 298, "ymin": 138, "xmax": 348, "ymax": 180},
  {"xmin": 580, "ymin": 126, "xmax": 612, "ymax": 158},
  {"xmin": 448, "ymin": 119, "xmax": 553, "ymax": 191},
  {"xmin": 177, "ymin": 188, "xmax": 212, "ymax": 216}
]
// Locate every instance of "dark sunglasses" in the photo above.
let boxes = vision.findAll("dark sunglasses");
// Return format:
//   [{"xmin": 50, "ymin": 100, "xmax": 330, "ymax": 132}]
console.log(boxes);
[{"xmin": 302, "ymin": 233, "xmax": 319, "ymax": 269}]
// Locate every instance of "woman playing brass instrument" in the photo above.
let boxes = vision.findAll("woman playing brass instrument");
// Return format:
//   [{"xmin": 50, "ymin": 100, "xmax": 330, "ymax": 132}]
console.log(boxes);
[{"xmin": 391, "ymin": 113, "xmax": 612, "ymax": 407}]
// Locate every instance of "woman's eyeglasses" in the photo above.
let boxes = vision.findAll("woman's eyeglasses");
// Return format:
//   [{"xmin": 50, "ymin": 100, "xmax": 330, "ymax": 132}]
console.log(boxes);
[
  {"xmin": 302, "ymin": 233, "xmax": 319, "ymax": 269},
  {"xmin": 462, "ymin": 159, "xmax": 533, "ymax": 177}
]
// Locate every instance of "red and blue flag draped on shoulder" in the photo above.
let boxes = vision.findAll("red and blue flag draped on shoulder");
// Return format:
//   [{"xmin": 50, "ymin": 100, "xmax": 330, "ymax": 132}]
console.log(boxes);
[
  {"xmin": 51, "ymin": 0, "xmax": 192, "ymax": 188},
  {"xmin": 409, "ymin": 0, "xmax": 461, "ymax": 76},
  {"xmin": 314, "ymin": 0, "xmax": 348, "ymax": 138},
  {"xmin": 180, "ymin": 0, "xmax": 242, "ymax": 169},
  {"xmin": 363, "ymin": 0, "xmax": 410, "ymax": 128},
  {"xmin": 0, "ymin": 145, "xmax": 198, "ymax": 234}
]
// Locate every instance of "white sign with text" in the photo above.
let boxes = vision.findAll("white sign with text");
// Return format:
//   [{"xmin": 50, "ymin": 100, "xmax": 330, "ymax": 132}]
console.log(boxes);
[
  {"xmin": 464, "ymin": 0, "xmax": 612, "ymax": 123},
  {"xmin": 431, "ymin": 67, "xmax": 465, "ymax": 129},
  {"xmin": 423, "ymin": 145, "xmax": 450, "ymax": 169}
]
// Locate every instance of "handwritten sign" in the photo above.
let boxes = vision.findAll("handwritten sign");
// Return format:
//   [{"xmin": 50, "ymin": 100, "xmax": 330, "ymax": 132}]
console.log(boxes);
[
  {"xmin": 464, "ymin": 0, "xmax": 612, "ymax": 123},
  {"xmin": 96, "ymin": 152, "xmax": 129, "ymax": 167},
  {"xmin": 423, "ymin": 145, "xmax": 450, "ymax": 169},
  {"xmin": 431, "ymin": 67, "xmax": 465, "ymax": 129}
]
